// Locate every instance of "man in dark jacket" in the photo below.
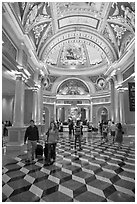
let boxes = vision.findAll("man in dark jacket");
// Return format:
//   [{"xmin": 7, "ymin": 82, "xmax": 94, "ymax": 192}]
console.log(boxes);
[{"xmin": 24, "ymin": 120, "xmax": 39, "ymax": 162}]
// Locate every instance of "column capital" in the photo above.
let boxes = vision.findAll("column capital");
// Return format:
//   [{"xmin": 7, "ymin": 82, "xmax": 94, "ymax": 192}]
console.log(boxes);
[
  {"xmin": 117, "ymin": 87, "xmax": 125, "ymax": 93},
  {"xmin": 32, "ymin": 85, "xmax": 39, "ymax": 92},
  {"xmin": 15, "ymin": 72, "xmax": 27, "ymax": 82},
  {"xmin": 17, "ymin": 64, "xmax": 31, "ymax": 80}
]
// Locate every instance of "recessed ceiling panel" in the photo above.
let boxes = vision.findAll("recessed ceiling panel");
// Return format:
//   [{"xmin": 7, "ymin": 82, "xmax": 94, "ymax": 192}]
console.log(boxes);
[{"xmin": 58, "ymin": 16, "xmax": 99, "ymax": 29}]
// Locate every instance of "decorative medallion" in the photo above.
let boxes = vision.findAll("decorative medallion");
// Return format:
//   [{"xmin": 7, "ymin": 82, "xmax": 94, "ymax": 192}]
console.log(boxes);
[
  {"xmin": 97, "ymin": 78, "xmax": 106, "ymax": 89},
  {"xmin": 95, "ymin": 77, "xmax": 109, "ymax": 91}
]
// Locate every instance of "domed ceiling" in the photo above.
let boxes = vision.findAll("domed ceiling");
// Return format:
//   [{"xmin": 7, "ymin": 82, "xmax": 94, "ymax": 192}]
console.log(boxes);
[{"xmin": 8, "ymin": 2, "xmax": 135, "ymax": 74}]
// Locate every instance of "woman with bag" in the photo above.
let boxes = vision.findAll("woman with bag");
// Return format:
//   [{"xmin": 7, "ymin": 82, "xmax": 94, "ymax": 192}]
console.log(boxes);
[{"xmin": 45, "ymin": 121, "xmax": 59, "ymax": 165}]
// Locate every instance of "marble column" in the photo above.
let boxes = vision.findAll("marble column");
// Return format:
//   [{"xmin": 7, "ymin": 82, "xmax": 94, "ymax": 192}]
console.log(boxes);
[
  {"xmin": 114, "ymin": 70, "xmax": 123, "ymax": 123},
  {"xmin": 57, "ymin": 107, "xmax": 61, "ymax": 121},
  {"xmin": 7, "ymin": 73, "xmax": 27, "ymax": 152},
  {"xmin": 40, "ymin": 84, "xmax": 44, "ymax": 124},
  {"xmin": 110, "ymin": 78, "xmax": 115, "ymax": 122},
  {"xmin": 13, "ymin": 73, "xmax": 25, "ymax": 127},
  {"xmin": 37, "ymin": 84, "xmax": 43, "ymax": 125},
  {"xmin": 32, "ymin": 87, "xmax": 38, "ymax": 123},
  {"xmin": 118, "ymin": 88, "xmax": 125, "ymax": 124},
  {"xmin": 54, "ymin": 102, "xmax": 56, "ymax": 121},
  {"xmin": 90, "ymin": 100, "xmax": 93, "ymax": 122},
  {"xmin": 114, "ymin": 85, "xmax": 120, "ymax": 123},
  {"xmin": 85, "ymin": 108, "xmax": 89, "ymax": 120}
]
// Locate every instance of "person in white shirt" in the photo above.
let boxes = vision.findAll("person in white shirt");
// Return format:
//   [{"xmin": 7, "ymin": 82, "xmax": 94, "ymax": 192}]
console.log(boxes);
[{"xmin": 110, "ymin": 121, "xmax": 116, "ymax": 143}]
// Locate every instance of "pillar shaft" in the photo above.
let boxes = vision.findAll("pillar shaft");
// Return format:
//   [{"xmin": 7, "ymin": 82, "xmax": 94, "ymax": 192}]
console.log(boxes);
[
  {"xmin": 32, "ymin": 89, "xmax": 38, "ymax": 123},
  {"xmin": 13, "ymin": 74, "xmax": 25, "ymax": 127},
  {"xmin": 110, "ymin": 79, "xmax": 115, "ymax": 122},
  {"xmin": 118, "ymin": 88, "xmax": 125, "ymax": 124},
  {"xmin": 40, "ymin": 84, "xmax": 44, "ymax": 124},
  {"xmin": 90, "ymin": 101, "xmax": 93, "ymax": 122},
  {"xmin": 115, "ymin": 86, "xmax": 120, "ymax": 123},
  {"xmin": 37, "ymin": 84, "xmax": 43, "ymax": 124},
  {"xmin": 54, "ymin": 102, "xmax": 56, "ymax": 121}
]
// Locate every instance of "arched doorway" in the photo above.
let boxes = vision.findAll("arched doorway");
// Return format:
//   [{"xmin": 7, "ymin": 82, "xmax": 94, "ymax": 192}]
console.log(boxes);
[{"xmin": 97, "ymin": 107, "xmax": 108, "ymax": 123}]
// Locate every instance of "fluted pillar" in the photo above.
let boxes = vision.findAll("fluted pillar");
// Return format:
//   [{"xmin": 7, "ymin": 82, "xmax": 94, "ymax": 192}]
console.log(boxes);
[{"xmin": 13, "ymin": 73, "xmax": 25, "ymax": 127}]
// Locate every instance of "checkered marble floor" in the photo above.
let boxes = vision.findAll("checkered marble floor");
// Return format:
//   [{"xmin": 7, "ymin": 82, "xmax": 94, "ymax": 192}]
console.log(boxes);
[{"xmin": 2, "ymin": 132, "xmax": 135, "ymax": 202}]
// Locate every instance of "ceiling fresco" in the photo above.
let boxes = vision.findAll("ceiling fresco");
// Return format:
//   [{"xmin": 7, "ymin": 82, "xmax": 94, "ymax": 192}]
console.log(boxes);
[{"xmin": 9, "ymin": 2, "xmax": 135, "ymax": 72}]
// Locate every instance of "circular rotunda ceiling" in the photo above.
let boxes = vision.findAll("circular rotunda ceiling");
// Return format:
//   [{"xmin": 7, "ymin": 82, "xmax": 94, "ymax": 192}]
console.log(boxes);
[{"xmin": 9, "ymin": 2, "xmax": 135, "ymax": 75}]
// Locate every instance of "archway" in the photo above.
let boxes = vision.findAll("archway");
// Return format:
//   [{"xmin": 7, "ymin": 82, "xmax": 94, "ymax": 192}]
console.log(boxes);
[{"xmin": 97, "ymin": 107, "xmax": 108, "ymax": 123}]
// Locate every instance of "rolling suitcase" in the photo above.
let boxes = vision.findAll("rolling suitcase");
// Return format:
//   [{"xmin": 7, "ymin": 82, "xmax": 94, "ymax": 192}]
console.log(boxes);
[
  {"xmin": 44, "ymin": 143, "xmax": 54, "ymax": 160},
  {"xmin": 35, "ymin": 144, "xmax": 43, "ymax": 158}
]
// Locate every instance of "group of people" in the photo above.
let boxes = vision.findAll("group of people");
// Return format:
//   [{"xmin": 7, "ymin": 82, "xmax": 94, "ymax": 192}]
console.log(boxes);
[
  {"xmin": 24, "ymin": 118, "xmax": 124, "ymax": 166},
  {"xmin": 24, "ymin": 119, "xmax": 83, "ymax": 165},
  {"xmin": 99, "ymin": 120, "xmax": 124, "ymax": 148},
  {"xmin": 24, "ymin": 120, "xmax": 59, "ymax": 165}
]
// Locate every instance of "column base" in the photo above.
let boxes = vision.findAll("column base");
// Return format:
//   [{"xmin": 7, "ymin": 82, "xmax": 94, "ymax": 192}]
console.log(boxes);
[
  {"xmin": 6, "ymin": 143, "xmax": 25, "ymax": 155},
  {"xmin": 6, "ymin": 126, "xmax": 28, "ymax": 154}
]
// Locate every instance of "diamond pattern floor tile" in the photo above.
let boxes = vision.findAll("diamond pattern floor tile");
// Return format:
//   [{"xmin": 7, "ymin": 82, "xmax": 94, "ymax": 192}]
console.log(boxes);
[{"xmin": 2, "ymin": 132, "xmax": 135, "ymax": 202}]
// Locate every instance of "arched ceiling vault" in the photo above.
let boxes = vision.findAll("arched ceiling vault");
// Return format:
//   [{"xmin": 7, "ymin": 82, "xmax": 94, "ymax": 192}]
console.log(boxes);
[{"xmin": 3, "ymin": 2, "xmax": 135, "ymax": 75}]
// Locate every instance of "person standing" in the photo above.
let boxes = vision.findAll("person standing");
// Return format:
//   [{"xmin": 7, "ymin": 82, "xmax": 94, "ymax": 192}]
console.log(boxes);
[
  {"xmin": 24, "ymin": 120, "xmax": 39, "ymax": 162},
  {"xmin": 110, "ymin": 121, "xmax": 116, "ymax": 143},
  {"xmin": 115, "ymin": 123, "xmax": 124, "ymax": 149},
  {"xmin": 68, "ymin": 119, "xmax": 74, "ymax": 136},
  {"xmin": 46, "ymin": 121, "xmax": 59, "ymax": 165},
  {"xmin": 102, "ymin": 122, "xmax": 108, "ymax": 142},
  {"xmin": 100, "ymin": 121, "xmax": 103, "ymax": 136},
  {"xmin": 74, "ymin": 120, "xmax": 82, "ymax": 150}
]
